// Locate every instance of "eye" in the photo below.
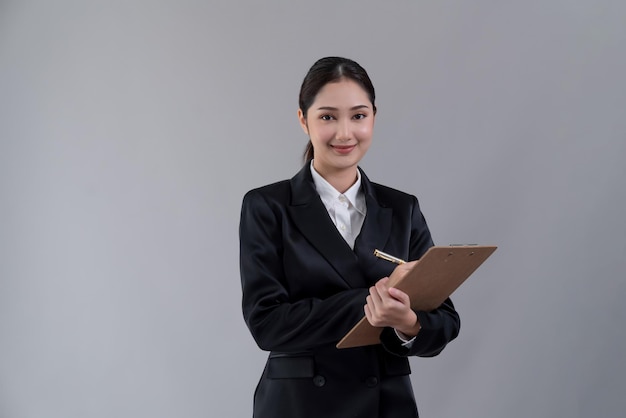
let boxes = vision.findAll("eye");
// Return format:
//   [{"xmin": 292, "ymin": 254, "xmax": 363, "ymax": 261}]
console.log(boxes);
[
  {"xmin": 353, "ymin": 113, "xmax": 367, "ymax": 120},
  {"xmin": 320, "ymin": 114, "xmax": 334, "ymax": 121}
]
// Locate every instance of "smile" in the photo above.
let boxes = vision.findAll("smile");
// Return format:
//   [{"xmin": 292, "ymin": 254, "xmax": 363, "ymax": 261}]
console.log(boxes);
[{"xmin": 331, "ymin": 144, "xmax": 356, "ymax": 154}]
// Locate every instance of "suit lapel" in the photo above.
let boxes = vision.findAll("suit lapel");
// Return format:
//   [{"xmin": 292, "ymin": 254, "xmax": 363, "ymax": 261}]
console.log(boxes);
[
  {"xmin": 354, "ymin": 170, "xmax": 393, "ymax": 274},
  {"xmin": 288, "ymin": 165, "xmax": 367, "ymax": 289}
]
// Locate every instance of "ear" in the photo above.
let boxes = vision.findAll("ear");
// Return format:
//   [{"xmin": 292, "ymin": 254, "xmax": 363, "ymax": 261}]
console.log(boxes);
[{"xmin": 297, "ymin": 109, "xmax": 309, "ymax": 135}]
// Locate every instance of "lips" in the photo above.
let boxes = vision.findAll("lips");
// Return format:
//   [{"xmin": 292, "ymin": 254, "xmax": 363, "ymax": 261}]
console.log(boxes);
[{"xmin": 332, "ymin": 144, "xmax": 356, "ymax": 154}]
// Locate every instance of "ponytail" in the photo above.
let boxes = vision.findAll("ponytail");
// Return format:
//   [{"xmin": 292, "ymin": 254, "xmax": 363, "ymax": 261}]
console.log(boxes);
[{"xmin": 303, "ymin": 140, "xmax": 314, "ymax": 162}]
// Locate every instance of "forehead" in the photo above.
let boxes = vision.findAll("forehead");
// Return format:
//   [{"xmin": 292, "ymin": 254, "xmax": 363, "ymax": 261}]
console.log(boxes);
[{"xmin": 312, "ymin": 79, "xmax": 371, "ymax": 107}]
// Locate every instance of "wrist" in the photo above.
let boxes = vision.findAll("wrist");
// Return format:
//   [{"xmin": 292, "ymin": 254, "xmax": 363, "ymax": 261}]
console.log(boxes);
[{"xmin": 396, "ymin": 311, "xmax": 421, "ymax": 338}]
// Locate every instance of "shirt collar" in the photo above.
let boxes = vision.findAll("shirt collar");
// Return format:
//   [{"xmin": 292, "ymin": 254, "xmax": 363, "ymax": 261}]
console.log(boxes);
[{"xmin": 310, "ymin": 161, "xmax": 366, "ymax": 216}]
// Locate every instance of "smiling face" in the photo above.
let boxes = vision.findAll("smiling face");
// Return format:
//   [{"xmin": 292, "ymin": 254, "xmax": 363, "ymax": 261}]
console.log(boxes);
[{"xmin": 298, "ymin": 78, "xmax": 375, "ymax": 182}]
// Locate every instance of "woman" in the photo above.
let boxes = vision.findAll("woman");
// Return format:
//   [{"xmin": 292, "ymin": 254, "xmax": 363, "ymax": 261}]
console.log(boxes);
[{"xmin": 239, "ymin": 57, "xmax": 460, "ymax": 418}]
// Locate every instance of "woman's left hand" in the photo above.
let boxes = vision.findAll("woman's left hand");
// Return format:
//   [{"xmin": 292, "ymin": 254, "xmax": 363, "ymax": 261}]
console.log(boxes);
[{"xmin": 364, "ymin": 274, "xmax": 421, "ymax": 338}]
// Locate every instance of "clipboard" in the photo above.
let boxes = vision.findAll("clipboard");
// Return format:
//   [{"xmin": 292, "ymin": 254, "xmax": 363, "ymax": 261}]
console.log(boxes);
[{"xmin": 336, "ymin": 245, "xmax": 497, "ymax": 349}]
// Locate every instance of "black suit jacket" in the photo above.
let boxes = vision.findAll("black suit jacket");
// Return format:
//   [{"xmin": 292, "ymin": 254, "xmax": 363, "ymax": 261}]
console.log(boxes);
[{"xmin": 240, "ymin": 164, "xmax": 460, "ymax": 418}]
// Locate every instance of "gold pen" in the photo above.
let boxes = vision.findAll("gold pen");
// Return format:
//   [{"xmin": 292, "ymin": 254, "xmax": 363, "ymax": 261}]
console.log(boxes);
[{"xmin": 373, "ymin": 249, "xmax": 406, "ymax": 265}]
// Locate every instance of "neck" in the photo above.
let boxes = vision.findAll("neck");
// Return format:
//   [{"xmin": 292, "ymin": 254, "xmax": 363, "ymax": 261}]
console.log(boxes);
[{"xmin": 314, "ymin": 164, "xmax": 358, "ymax": 194}]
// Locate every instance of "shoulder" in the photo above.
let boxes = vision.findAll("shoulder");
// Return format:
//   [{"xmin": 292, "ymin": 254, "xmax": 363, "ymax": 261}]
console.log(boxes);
[
  {"xmin": 242, "ymin": 179, "xmax": 291, "ymax": 209},
  {"xmin": 240, "ymin": 180, "xmax": 292, "ymax": 231},
  {"xmin": 359, "ymin": 167, "xmax": 418, "ymax": 208},
  {"xmin": 371, "ymin": 182, "xmax": 414, "ymax": 200},
  {"xmin": 242, "ymin": 164, "xmax": 313, "ymax": 208},
  {"xmin": 368, "ymin": 180, "xmax": 419, "ymax": 210}
]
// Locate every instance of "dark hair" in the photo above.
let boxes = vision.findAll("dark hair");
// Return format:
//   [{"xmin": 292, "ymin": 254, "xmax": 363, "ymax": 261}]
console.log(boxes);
[{"xmin": 299, "ymin": 57, "xmax": 376, "ymax": 162}]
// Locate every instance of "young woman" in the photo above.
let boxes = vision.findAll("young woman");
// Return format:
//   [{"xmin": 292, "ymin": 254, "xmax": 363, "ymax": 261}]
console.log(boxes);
[{"xmin": 239, "ymin": 57, "xmax": 460, "ymax": 418}]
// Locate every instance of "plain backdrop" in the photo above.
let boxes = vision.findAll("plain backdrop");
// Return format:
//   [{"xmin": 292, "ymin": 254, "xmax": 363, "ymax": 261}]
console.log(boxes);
[{"xmin": 1, "ymin": 1, "xmax": 625, "ymax": 417}]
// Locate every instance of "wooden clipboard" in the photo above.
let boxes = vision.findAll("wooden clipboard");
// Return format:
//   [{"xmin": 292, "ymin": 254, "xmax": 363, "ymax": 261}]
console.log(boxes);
[{"xmin": 336, "ymin": 245, "xmax": 497, "ymax": 349}]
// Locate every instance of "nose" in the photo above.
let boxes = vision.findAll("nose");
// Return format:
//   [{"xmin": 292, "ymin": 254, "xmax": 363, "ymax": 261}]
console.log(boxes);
[{"xmin": 335, "ymin": 119, "xmax": 351, "ymax": 142}]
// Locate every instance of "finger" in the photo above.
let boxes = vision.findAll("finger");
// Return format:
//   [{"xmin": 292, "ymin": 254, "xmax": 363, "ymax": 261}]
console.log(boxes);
[
  {"xmin": 375, "ymin": 280, "xmax": 394, "ymax": 304},
  {"xmin": 378, "ymin": 276, "xmax": 390, "ymax": 285},
  {"xmin": 393, "ymin": 263, "xmax": 413, "ymax": 275},
  {"xmin": 388, "ymin": 287, "xmax": 410, "ymax": 306},
  {"xmin": 365, "ymin": 304, "xmax": 384, "ymax": 327},
  {"xmin": 394, "ymin": 263, "xmax": 410, "ymax": 273},
  {"xmin": 365, "ymin": 294, "xmax": 375, "ymax": 312},
  {"xmin": 366, "ymin": 292, "xmax": 380, "ymax": 320},
  {"xmin": 365, "ymin": 298, "xmax": 382, "ymax": 324},
  {"xmin": 369, "ymin": 285, "xmax": 383, "ymax": 307},
  {"xmin": 373, "ymin": 277, "xmax": 389, "ymax": 292},
  {"xmin": 375, "ymin": 280, "xmax": 387, "ymax": 295},
  {"xmin": 390, "ymin": 261, "xmax": 417, "ymax": 282}
]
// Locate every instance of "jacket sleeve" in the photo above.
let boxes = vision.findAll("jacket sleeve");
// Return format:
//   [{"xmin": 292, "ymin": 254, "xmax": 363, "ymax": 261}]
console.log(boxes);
[
  {"xmin": 239, "ymin": 190, "xmax": 368, "ymax": 352},
  {"xmin": 380, "ymin": 196, "xmax": 461, "ymax": 357}
]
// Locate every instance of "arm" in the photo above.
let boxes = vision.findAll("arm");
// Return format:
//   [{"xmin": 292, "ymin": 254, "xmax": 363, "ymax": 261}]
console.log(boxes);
[
  {"xmin": 239, "ymin": 190, "xmax": 368, "ymax": 352},
  {"xmin": 379, "ymin": 296, "xmax": 460, "ymax": 357}
]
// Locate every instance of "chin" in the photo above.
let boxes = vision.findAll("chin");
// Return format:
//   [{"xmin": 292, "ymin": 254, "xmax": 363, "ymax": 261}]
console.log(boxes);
[{"xmin": 334, "ymin": 157, "xmax": 362, "ymax": 170}]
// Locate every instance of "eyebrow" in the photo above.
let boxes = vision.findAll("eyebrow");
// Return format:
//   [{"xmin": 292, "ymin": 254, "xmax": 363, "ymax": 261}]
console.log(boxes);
[{"xmin": 316, "ymin": 105, "xmax": 371, "ymax": 111}]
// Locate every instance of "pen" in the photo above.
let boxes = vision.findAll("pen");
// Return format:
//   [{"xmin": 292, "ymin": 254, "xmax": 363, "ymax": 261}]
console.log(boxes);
[{"xmin": 373, "ymin": 249, "xmax": 406, "ymax": 265}]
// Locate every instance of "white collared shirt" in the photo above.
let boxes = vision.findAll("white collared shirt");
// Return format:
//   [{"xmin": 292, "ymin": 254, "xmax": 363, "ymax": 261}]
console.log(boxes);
[{"xmin": 310, "ymin": 162, "xmax": 366, "ymax": 250}]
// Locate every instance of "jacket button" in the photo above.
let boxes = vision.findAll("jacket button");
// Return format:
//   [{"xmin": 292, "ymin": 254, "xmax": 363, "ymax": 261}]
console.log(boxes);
[
  {"xmin": 365, "ymin": 376, "xmax": 378, "ymax": 388},
  {"xmin": 313, "ymin": 375, "xmax": 326, "ymax": 387}
]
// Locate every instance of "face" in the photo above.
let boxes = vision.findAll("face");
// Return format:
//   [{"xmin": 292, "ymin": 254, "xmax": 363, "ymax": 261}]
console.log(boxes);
[{"xmin": 298, "ymin": 78, "xmax": 375, "ymax": 179}]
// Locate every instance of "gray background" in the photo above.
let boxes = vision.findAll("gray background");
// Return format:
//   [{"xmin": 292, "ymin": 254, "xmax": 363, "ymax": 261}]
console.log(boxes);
[{"xmin": 1, "ymin": 1, "xmax": 625, "ymax": 417}]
